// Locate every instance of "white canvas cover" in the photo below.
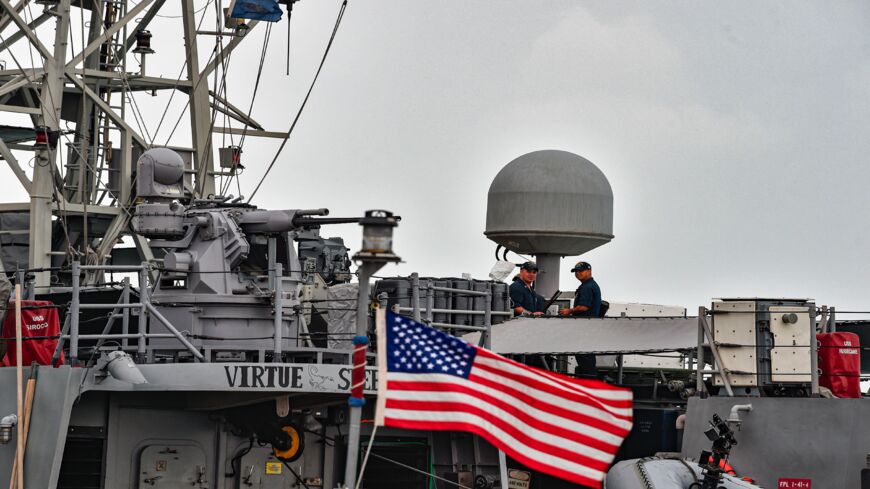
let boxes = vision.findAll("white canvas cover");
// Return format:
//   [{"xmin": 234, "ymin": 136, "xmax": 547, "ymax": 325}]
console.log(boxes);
[{"xmin": 466, "ymin": 316, "xmax": 698, "ymax": 355}]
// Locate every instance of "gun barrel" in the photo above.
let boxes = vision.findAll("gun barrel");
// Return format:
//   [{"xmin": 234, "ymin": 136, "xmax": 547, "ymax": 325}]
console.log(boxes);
[
  {"xmin": 293, "ymin": 217, "xmax": 362, "ymax": 226},
  {"xmin": 295, "ymin": 208, "xmax": 330, "ymax": 217}
]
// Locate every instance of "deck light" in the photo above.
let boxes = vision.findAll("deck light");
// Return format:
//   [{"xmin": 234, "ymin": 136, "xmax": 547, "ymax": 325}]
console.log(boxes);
[
  {"xmin": 132, "ymin": 30, "xmax": 155, "ymax": 54},
  {"xmin": 354, "ymin": 210, "xmax": 400, "ymax": 262}
]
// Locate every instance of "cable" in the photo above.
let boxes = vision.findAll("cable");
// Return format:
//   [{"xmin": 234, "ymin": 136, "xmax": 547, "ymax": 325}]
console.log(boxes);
[
  {"xmin": 364, "ymin": 451, "xmax": 472, "ymax": 489},
  {"xmin": 247, "ymin": 0, "xmax": 348, "ymax": 202},
  {"xmin": 162, "ymin": 47, "xmax": 219, "ymax": 145},
  {"xmin": 219, "ymin": 21, "xmax": 273, "ymax": 197},
  {"xmin": 225, "ymin": 437, "xmax": 254, "ymax": 477},
  {"xmin": 155, "ymin": 0, "xmax": 214, "ymax": 19},
  {"xmin": 281, "ymin": 460, "xmax": 311, "ymax": 489},
  {"xmin": 237, "ymin": 23, "xmax": 271, "ymax": 150}
]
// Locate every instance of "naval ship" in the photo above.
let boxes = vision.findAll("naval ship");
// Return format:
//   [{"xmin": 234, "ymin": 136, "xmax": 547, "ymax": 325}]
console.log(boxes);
[{"xmin": 0, "ymin": 2, "xmax": 867, "ymax": 488}]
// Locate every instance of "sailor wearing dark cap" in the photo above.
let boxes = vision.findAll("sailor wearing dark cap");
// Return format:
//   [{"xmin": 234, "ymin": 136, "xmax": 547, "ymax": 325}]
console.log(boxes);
[
  {"xmin": 560, "ymin": 261, "xmax": 602, "ymax": 377},
  {"xmin": 509, "ymin": 261, "xmax": 545, "ymax": 316},
  {"xmin": 559, "ymin": 261, "xmax": 601, "ymax": 317}
]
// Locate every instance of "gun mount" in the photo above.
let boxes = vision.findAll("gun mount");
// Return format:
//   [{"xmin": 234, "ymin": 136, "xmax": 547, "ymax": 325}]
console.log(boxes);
[{"xmin": 130, "ymin": 149, "xmax": 359, "ymax": 359}]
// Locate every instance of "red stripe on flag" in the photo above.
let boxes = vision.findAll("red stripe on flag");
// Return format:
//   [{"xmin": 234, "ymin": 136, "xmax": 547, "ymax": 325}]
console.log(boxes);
[
  {"xmin": 386, "ymin": 398, "xmax": 612, "ymax": 471},
  {"xmin": 389, "ymin": 378, "xmax": 629, "ymax": 442},
  {"xmin": 468, "ymin": 364, "xmax": 632, "ymax": 426},
  {"xmin": 381, "ymin": 417, "xmax": 604, "ymax": 488},
  {"xmin": 474, "ymin": 349, "xmax": 632, "ymax": 408},
  {"xmin": 477, "ymin": 347, "xmax": 627, "ymax": 394}
]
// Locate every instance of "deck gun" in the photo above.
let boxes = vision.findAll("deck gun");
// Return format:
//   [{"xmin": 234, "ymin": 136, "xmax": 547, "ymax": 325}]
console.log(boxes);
[{"xmin": 130, "ymin": 148, "xmax": 390, "ymax": 359}]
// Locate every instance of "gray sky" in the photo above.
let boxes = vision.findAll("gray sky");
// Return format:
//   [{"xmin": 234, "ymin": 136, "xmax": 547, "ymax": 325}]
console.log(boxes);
[{"xmin": 3, "ymin": 1, "xmax": 870, "ymax": 312}]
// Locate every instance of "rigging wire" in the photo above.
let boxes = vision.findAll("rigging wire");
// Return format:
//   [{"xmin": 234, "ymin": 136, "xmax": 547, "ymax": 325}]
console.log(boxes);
[
  {"xmin": 150, "ymin": 1, "xmax": 213, "ymax": 144},
  {"xmin": 85, "ymin": 0, "xmax": 154, "ymax": 145},
  {"xmin": 162, "ymin": 46, "xmax": 218, "ymax": 144},
  {"xmin": 186, "ymin": 1, "xmax": 252, "ymax": 195},
  {"xmin": 237, "ymin": 22, "xmax": 272, "ymax": 150},
  {"xmin": 191, "ymin": 30, "xmax": 241, "ymax": 195},
  {"xmin": 218, "ymin": 21, "xmax": 272, "ymax": 197},
  {"xmin": 247, "ymin": 0, "xmax": 349, "ymax": 203},
  {"xmin": 153, "ymin": 0, "xmax": 214, "ymax": 19}
]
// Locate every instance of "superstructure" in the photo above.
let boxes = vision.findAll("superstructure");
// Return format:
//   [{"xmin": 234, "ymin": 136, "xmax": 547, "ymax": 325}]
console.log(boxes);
[{"xmin": 0, "ymin": 2, "xmax": 867, "ymax": 489}]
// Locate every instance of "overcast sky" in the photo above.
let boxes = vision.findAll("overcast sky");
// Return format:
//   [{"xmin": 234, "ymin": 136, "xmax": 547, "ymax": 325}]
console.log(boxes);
[{"xmin": 3, "ymin": 1, "xmax": 870, "ymax": 313}]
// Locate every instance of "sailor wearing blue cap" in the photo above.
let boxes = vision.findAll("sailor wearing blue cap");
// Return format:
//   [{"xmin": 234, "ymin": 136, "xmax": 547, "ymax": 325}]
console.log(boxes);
[
  {"xmin": 560, "ymin": 261, "xmax": 602, "ymax": 377},
  {"xmin": 559, "ymin": 261, "xmax": 601, "ymax": 317}
]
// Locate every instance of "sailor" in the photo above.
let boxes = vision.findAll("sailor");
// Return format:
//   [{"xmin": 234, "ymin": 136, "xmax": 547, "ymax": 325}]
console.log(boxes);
[
  {"xmin": 559, "ymin": 261, "xmax": 601, "ymax": 317},
  {"xmin": 509, "ymin": 261, "xmax": 545, "ymax": 316},
  {"xmin": 508, "ymin": 262, "xmax": 549, "ymax": 369},
  {"xmin": 559, "ymin": 261, "xmax": 601, "ymax": 378}
]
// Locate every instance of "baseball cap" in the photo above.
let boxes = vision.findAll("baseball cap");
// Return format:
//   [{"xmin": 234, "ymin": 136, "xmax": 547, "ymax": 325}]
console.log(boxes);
[
  {"xmin": 571, "ymin": 261, "xmax": 591, "ymax": 272},
  {"xmin": 519, "ymin": 261, "xmax": 539, "ymax": 272}
]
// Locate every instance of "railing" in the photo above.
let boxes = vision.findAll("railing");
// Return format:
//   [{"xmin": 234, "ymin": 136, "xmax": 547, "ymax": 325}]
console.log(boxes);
[
  {"xmin": 45, "ymin": 264, "xmax": 512, "ymax": 366},
  {"xmin": 39, "ymin": 256, "xmax": 343, "ymax": 366},
  {"xmin": 390, "ymin": 273, "xmax": 512, "ymax": 348},
  {"xmin": 52, "ymin": 261, "xmax": 206, "ymax": 365}
]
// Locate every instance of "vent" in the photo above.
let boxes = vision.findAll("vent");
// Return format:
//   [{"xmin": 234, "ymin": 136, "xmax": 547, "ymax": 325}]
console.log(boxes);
[{"xmin": 57, "ymin": 433, "xmax": 105, "ymax": 489}]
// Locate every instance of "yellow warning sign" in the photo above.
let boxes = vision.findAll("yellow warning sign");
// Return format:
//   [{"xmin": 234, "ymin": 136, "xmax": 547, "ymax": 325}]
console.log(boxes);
[{"xmin": 265, "ymin": 461, "xmax": 283, "ymax": 475}]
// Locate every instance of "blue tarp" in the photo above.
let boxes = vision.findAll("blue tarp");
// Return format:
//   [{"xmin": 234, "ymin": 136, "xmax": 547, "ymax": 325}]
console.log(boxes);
[{"xmin": 230, "ymin": 0, "xmax": 283, "ymax": 22}]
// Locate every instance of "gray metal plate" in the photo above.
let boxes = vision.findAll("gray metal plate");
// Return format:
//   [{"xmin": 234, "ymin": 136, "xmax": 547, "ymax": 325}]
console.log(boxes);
[{"xmin": 681, "ymin": 397, "xmax": 870, "ymax": 489}]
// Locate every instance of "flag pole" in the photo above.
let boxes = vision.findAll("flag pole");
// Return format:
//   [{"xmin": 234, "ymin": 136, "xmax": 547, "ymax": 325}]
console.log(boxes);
[
  {"xmin": 374, "ymin": 307, "xmax": 387, "ymax": 426},
  {"xmin": 498, "ymin": 450, "xmax": 509, "ymax": 489},
  {"xmin": 342, "ymin": 261, "xmax": 384, "ymax": 489}
]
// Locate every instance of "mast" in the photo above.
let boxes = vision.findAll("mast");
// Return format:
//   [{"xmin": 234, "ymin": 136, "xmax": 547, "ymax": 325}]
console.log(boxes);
[{"xmin": 0, "ymin": 0, "xmax": 267, "ymax": 289}]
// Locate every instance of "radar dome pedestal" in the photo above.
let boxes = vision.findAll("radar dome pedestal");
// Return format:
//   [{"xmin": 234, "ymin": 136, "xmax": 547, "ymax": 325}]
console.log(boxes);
[{"xmin": 485, "ymin": 150, "xmax": 614, "ymax": 298}]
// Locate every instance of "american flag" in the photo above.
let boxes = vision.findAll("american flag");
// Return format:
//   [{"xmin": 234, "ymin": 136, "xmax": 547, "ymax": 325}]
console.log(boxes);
[{"xmin": 374, "ymin": 310, "xmax": 633, "ymax": 488}]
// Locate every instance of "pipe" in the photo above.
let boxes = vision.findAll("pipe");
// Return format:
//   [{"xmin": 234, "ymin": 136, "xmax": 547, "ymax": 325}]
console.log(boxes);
[
  {"xmin": 138, "ymin": 267, "xmax": 150, "ymax": 362},
  {"xmin": 727, "ymin": 404, "xmax": 753, "ymax": 429},
  {"xmin": 14, "ymin": 284, "xmax": 23, "ymax": 489},
  {"xmin": 70, "ymin": 261, "xmax": 80, "ymax": 363},
  {"xmin": 534, "ymin": 253, "xmax": 561, "ymax": 299},
  {"xmin": 145, "ymin": 303, "xmax": 205, "ymax": 361},
  {"xmin": 411, "ymin": 273, "xmax": 421, "ymax": 322},
  {"xmin": 273, "ymin": 262, "xmax": 284, "ymax": 361},
  {"xmin": 696, "ymin": 307, "xmax": 706, "ymax": 397}
]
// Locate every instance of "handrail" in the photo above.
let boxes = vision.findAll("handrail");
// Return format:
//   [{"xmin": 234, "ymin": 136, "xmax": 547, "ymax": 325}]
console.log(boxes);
[
  {"xmin": 64, "ymin": 261, "xmax": 207, "ymax": 364},
  {"xmin": 406, "ymin": 272, "xmax": 510, "ymax": 348},
  {"xmin": 395, "ymin": 306, "xmax": 511, "ymax": 316}
]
